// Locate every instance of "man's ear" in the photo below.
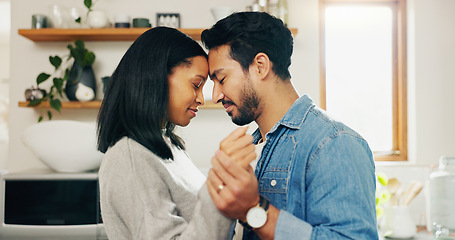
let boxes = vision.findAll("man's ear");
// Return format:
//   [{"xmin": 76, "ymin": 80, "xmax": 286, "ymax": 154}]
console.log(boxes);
[{"xmin": 250, "ymin": 52, "xmax": 271, "ymax": 80}]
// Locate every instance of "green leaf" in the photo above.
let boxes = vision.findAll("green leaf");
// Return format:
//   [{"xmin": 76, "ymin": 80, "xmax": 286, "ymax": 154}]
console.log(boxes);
[
  {"xmin": 84, "ymin": 0, "xmax": 92, "ymax": 9},
  {"xmin": 376, "ymin": 190, "xmax": 391, "ymax": 205},
  {"xmin": 38, "ymin": 116, "xmax": 43, "ymax": 123},
  {"xmin": 36, "ymin": 73, "xmax": 51, "ymax": 85},
  {"xmin": 71, "ymin": 48, "xmax": 84, "ymax": 64},
  {"xmin": 50, "ymin": 98, "xmax": 62, "ymax": 112},
  {"xmin": 28, "ymin": 99, "xmax": 42, "ymax": 106},
  {"xmin": 47, "ymin": 110, "xmax": 52, "ymax": 120},
  {"xmin": 83, "ymin": 51, "xmax": 96, "ymax": 66},
  {"xmin": 75, "ymin": 40, "xmax": 85, "ymax": 50},
  {"xmin": 376, "ymin": 206, "xmax": 384, "ymax": 219},
  {"xmin": 53, "ymin": 78, "xmax": 64, "ymax": 92},
  {"xmin": 75, "ymin": 17, "xmax": 81, "ymax": 23},
  {"xmin": 67, "ymin": 44, "xmax": 74, "ymax": 51},
  {"xmin": 376, "ymin": 172, "xmax": 388, "ymax": 186},
  {"xmin": 49, "ymin": 56, "xmax": 62, "ymax": 70},
  {"xmin": 64, "ymin": 69, "xmax": 70, "ymax": 81}
]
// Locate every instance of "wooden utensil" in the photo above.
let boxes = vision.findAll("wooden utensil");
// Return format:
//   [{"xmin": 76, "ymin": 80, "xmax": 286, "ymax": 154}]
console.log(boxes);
[
  {"xmin": 387, "ymin": 178, "xmax": 401, "ymax": 206},
  {"xmin": 404, "ymin": 181, "xmax": 423, "ymax": 206}
]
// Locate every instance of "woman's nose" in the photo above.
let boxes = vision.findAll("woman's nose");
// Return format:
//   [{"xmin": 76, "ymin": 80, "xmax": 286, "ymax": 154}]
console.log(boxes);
[{"xmin": 196, "ymin": 89, "xmax": 205, "ymax": 106}]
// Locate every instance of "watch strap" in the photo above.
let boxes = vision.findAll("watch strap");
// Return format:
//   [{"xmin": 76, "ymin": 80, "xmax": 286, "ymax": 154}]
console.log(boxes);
[
  {"xmin": 239, "ymin": 219, "xmax": 253, "ymax": 230},
  {"xmin": 259, "ymin": 195, "xmax": 270, "ymax": 212}
]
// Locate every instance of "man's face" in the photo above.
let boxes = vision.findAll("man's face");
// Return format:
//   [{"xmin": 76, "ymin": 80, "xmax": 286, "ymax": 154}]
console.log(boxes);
[{"xmin": 208, "ymin": 45, "xmax": 261, "ymax": 126}]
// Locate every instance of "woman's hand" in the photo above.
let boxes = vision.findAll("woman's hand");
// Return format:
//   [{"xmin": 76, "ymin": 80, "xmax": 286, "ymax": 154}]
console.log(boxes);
[
  {"xmin": 207, "ymin": 150, "xmax": 260, "ymax": 221},
  {"xmin": 218, "ymin": 127, "xmax": 256, "ymax": 169}
]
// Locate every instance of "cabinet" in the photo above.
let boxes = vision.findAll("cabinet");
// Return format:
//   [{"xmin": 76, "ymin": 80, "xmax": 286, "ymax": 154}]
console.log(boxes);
[{"xmin": 17, "ymin": 27, "xmax": 298, "ymax": 110}]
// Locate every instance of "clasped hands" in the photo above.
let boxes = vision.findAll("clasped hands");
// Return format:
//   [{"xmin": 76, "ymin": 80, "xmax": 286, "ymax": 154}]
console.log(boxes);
[{"xmin": 207, "ymin": 127, "xmax": 260, "ymax": 221}]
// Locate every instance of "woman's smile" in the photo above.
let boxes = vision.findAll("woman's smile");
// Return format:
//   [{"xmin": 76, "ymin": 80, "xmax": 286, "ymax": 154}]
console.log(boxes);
[{"xmin": 187, "ymin": 108, "xmax": 198, "ymax": 117}]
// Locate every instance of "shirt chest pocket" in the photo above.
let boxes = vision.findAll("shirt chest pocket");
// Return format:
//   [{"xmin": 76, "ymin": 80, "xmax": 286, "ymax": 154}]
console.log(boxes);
[
  {"xmin": 259, "ymin": 175, "xmax": 288, "ymax": 194},
  {"xmin": 259, "ymin": 173, "xmax": 289, "ymax": 209},
  {"xmin": 257, "ymin": 134, "xmax": 296, "ymax": 208}
]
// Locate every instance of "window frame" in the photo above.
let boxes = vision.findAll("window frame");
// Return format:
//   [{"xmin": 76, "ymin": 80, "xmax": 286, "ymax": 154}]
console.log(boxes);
[{"xmin": 319, "ymin": 0, "xmax": 408, "ymax": 161}]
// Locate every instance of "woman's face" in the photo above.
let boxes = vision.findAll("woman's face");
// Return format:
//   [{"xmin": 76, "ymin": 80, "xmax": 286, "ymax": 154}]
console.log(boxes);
[{"xmin": 167, "ymin": 56, "xmax": 208, "ymax": 126}]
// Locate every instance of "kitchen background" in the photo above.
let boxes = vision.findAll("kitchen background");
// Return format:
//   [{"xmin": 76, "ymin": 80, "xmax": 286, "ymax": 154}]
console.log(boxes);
[{"xmin": 0, "ymin": 0, "xmax": 454, "ymax": 229}]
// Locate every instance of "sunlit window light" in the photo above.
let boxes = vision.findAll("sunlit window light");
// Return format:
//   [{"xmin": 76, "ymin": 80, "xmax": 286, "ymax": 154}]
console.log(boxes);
[{"xmin": 324, "ymin": 6, "xmax": 393, "ymax": 152}]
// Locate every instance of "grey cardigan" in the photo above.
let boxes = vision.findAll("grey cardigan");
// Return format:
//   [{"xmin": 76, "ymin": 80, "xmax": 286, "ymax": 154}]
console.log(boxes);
[{"xmin": 99, "ymin": 137, "xmax": 233, "ymax": 239}]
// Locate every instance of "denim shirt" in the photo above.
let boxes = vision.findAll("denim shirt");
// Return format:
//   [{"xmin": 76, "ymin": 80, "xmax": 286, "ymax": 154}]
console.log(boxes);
[{"xmin": 243, "ymin": 95, "xmax": 378, "ymax": 240}]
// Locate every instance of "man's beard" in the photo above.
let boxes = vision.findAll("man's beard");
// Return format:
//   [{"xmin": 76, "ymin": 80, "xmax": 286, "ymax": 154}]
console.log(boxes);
[{"xmin": 229, "ymin": 81, "xmax": 260, "ymax": 126}]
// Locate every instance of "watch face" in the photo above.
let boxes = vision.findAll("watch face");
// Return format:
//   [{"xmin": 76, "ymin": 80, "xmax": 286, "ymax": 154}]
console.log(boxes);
[{"xmin": 246, "ymin": 206, "xmax": 267, "ymax": 228}]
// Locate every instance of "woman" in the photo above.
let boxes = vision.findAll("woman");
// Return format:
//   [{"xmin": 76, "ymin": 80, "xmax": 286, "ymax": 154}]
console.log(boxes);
[{"xmin": 97, "ymin": 27, "xmax": 233, "ymax": 239}]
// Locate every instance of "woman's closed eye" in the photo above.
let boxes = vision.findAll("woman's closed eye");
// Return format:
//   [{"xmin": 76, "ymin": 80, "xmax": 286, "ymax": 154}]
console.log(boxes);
[{"xmin": 193, "ymin": 80, "xmax": 203, "ymax": 89}]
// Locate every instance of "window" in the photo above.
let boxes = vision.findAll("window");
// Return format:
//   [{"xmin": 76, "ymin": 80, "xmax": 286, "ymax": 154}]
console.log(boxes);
[{"xmin": 319, "ymin": 0, "xmax": 407, "ymax": 161}]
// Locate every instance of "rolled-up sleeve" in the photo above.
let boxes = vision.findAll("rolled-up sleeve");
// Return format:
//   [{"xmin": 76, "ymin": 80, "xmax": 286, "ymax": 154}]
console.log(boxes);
[
  {"xmin": 275, "ymin": 134, "xmax": 378, "ymax": 240},
  {"xmin": 275, "ymin": 210, "xmax": 313, "ymax": 240}
]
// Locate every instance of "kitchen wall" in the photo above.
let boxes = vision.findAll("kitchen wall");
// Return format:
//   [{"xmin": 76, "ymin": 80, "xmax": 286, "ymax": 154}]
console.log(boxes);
[
  {"xmin": 0, "ymin": 0, "xmax": 10, "ymax": 169},
  {"xmin": 407, "ymin": 0, "xmax": 455, "ymax": 165},
  {"xmin": 5, "ymin": 0, "xmax": 455, "ymax": 224},
  {"xmin": 7, "ymin": 0, "xmax": 321, "ymax": 172}
]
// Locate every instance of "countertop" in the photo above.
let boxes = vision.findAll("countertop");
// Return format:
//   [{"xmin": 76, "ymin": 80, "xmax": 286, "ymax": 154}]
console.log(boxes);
[{"xmin": 379, "ymin": 231, "xmax": 433, "ymax": 240}]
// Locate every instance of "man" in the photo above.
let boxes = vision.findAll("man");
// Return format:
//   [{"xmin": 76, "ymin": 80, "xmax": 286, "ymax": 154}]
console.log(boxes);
[{"xmin": 201, "ymin": 12, "xmax": 378, "ymax": 239}]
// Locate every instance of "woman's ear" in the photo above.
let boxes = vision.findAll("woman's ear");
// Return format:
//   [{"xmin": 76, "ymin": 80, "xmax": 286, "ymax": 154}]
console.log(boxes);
[{"xmin": 250, "ymin": 52, "xmax": 271, "ymax": 80}]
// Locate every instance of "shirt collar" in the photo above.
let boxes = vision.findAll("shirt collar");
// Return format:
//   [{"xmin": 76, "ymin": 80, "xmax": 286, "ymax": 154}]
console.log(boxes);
[{"xmin": 252, "ymin": 95, "xmax": 316, "ymax": 144}]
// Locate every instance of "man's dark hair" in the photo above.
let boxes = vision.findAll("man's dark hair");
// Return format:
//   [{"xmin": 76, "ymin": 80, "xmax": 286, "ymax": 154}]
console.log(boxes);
[
  {"xmin": 97, "ymin": 27, "xmax": 207, "ymax": 159},
  {"xmin": 201, "ymin": 11, "xmax": 293, "ymax": 80}
]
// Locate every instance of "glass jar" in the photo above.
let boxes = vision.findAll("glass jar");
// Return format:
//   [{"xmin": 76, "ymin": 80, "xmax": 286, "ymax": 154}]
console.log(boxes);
[
  {"xmin": 429, "ymin": 156, "xmax": 455, "ymax": 239},
  {"xmin": 277, "ymin": 0, "xmax": 288, "ymax": 26}
]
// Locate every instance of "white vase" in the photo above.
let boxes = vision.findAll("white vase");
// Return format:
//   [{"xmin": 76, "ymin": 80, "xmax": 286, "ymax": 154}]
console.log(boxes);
[
  {"xmin": 381, "ymin": 206, "xmax": 417, "ymax": 239},
  {"xmin": 88, "ymin": 10, "xmax": 109, "ymax": 29},
  {"xmin": 68, "ymin": 7, "xmax": 87, "ymax": 28},
  {"xmin": 48, "ymin": 4, "xmax": 69, "ymax": 28}
]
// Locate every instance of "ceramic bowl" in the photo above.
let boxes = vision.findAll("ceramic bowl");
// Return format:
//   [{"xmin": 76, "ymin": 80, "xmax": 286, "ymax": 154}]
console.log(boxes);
[{"xmin": 22, "ymin": 120, "xmax": 104, "ymax": 173}]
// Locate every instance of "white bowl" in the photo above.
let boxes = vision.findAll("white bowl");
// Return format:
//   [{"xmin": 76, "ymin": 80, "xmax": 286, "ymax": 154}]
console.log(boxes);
[
  {"xmin": 22, "ymin": 120, "xmax": 103, "ymax": 173},
  {"xmin": 210, "ymin": 7, "xmax": 234, "ymax": 22}
]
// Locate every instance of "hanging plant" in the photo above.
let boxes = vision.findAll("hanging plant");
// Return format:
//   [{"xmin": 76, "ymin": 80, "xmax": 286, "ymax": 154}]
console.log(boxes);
[{"xmin": 28, "ymin": 40, "xmax": 95, "ymax": 122}]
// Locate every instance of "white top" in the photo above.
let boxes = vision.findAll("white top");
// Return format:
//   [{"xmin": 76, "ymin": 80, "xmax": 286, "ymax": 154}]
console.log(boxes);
[
  {"xmin": 250, "ymin": 139, "xmax": 266, "ymax": 170},
  {"xmin": 162, "ymin": 137, "xmax": 205, "ymax": 193}
]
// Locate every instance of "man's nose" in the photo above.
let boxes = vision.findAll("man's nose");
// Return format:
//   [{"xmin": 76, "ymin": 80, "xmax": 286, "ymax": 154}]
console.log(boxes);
[{"xmin": 212, "ymin": 82, "xmax": 224, "ymax": 104}]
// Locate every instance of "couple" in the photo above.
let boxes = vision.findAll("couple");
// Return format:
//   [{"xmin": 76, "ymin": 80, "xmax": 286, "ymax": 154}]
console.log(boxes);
[{"xmin": 97, "ymin": 12, "xmax": 378, "ymax": 240}]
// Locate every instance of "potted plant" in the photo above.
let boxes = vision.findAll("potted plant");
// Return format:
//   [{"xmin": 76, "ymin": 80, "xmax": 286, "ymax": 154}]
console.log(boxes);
[
  {"xmin": 375, "ymin": 172, "xmax": 390, "ymax": 222},
  {"xmin": 29, "ymin": 39, "xmax": 96, "ymax": 122},
  {"xmin": 73, "ymin": 0, "xmax": 100, "ymax": 26}
]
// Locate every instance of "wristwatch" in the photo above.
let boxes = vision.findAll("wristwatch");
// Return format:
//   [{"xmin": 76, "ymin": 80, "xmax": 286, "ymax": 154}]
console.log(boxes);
[{"xmin": 240, "ymin": 195, "xmax": 270, "ymax": 229}]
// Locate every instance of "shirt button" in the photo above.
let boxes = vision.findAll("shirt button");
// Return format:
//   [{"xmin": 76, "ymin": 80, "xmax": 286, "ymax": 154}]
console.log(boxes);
[{"xmin": 271, "ymin": 179, "xmax": 277, "ymax": 187}]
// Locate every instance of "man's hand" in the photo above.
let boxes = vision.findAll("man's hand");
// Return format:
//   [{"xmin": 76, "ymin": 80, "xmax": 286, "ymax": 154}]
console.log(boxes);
[{"xmin": 207, "ymin": 150, "xmax": 260, "ymax": 221}]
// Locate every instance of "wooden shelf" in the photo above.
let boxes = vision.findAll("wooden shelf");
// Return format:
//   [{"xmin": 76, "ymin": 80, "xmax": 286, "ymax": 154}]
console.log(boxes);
[
  {"xmin": 18, "ymin": 28, "xmax": 298, "ymax": 42},
  {"xmin": 18, "ymin": 101, "xmax": 223, "ymax": 109},
  {"xmin": 19, "ymin": 101, "xmax": 101, "ymax": 109},
  {"xmin": 18, "ymin": 28, "xmax": 204, "ymax": 41}
]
